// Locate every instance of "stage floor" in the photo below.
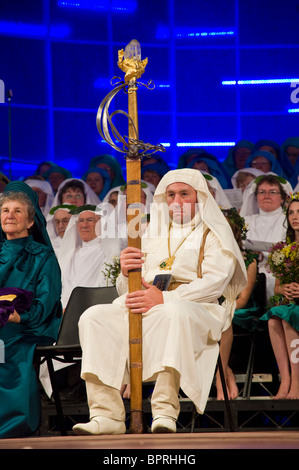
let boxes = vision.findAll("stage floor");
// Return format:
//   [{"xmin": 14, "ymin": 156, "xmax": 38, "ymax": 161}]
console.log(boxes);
[{"xmin": 1, "ymin": 431, "xmax": 299, "ymax": 450}]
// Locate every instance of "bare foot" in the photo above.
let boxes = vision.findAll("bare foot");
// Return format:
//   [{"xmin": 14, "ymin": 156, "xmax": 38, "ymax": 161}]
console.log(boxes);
[
  {"xmin": 227, "ymin": 367, "xmax": 239, "ymax": 399},
  {"xmin": 272, "ymin": 381, "xmax": 290, "ymax": 399},
  {"xmin": 286, "ymin": 383, "xmax": 299, "ymax": 399}
]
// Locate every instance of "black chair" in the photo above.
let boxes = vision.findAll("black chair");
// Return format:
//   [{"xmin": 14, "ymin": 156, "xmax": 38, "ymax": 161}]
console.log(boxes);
[{"xmin": 35, "ymin": 285, "xmax": 118, "ymax": 435}]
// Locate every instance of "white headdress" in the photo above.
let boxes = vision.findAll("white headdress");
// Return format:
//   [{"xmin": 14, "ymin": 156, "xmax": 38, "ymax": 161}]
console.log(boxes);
[{"xmin": 144, "ymin": 168, "xmax": 247, "ymax": 300}]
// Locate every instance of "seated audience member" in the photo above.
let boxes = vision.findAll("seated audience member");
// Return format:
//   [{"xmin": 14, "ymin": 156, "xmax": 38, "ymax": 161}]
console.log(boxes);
[
  {"xmin": 280, "ymin": 137, "xmax": 299, "ymax": 188},
  {"xmin": 222, "ymin": 140, "xmax": 254, "ymax": 178},
  {"xmin": 46, "ymin": 204, "xmax": 74, "ymax": 257},
  {"xmin": 141, "ymin": 155, "xmax": 170, "ymax": 172},
  {"xmin": 43, "ymin": 165, "xmax": 72, "ymax": 194},
  {"xmin": 244, "ymin": 150, "xmax": 285, "ymax": 177},
  {"xmin": 253, "ymin": 139, "xmax": 281, "ymax": 160},
  {"xmin": 177, "ymin": 148, "xmax": 208, "ymax": 169},
  {"xmin": 49, "ymin": 178, "xmax": 100, "ymax": 213},
  {"xmin": 88, "ymin": 154, "xmax": 125, "ymax": 189},
  {"xmin": 0, "ymin": 172, "xmax": 10, "ymax": 193},
  {"xmin": 260, "ymin": 193, "xmax": 299, "ymax": 399},
  {"xmin": 141, "ymin": 163, "xmax": 168, "ymax": 188},
  {"xmin": 58, "ymin": 205, "xmax": 120, "ymax": 309},
  {"xmin": 82, "ymin": 167, "xmax": 111, "ymax": 200},
  {"xmin": 231, "ymin": 168, "xmax": 264, "ymax": 193},
  {"xmin": 72, "ymin": 169, "xmax": 247, "ymax": 436},
  {"xmin": 216, "ymin": 208, "xmax": 258, "ymax": 400},
  {"xmin": 25, "ymin": 178, "xmax": 54, "ymax": 217},
  {"xmin": 0, "ymin": 181, "xmax": 62, "ymax": 438},
  {"xmin": 103, "ymin": 181, "xmax": 153, "ymax": 251},
  {"xmin": 186, "ymin": 152, "xmax": 232, "ymax": 189},
  {"xmin": 34, "ymin": 160, "xmax": 55, "ymax": 177},
  {"xmin": 240, "ymin": 175, "xmax": 290, "ymax": 301}
]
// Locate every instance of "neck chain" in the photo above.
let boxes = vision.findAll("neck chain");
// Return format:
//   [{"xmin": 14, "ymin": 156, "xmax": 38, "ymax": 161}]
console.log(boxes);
[{"xmin": 159, "ymin": 222, "xmax": 197, "ymax": 270}]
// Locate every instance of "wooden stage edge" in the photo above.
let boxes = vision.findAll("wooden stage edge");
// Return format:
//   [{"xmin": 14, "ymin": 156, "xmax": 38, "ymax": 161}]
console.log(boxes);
[{"xmin": 1, "ymin": 431, "xmax": 299, "ymax": 450}]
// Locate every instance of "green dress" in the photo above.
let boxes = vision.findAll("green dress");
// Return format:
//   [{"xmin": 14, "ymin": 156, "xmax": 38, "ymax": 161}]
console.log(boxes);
[
  {"xmin": 260, "ymin": 302, "xmax": 299, "ymax": 331},
  {"xmin": 232, "ymin": 250, "xmax": 261, "ymax": 332},
  {"xmin": 0, "ymin": 236, "xmax": 62, "ymax": 438}
]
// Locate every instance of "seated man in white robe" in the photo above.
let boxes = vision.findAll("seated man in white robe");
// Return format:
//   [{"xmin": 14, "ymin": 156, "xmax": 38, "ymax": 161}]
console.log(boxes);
[
  {"xmin": 59, "ymin": 205, "xmax": 120, "ymax": 309},
  {"xmin": 72, "ymin": 169, "xmax": 247, "ymax": 436}
]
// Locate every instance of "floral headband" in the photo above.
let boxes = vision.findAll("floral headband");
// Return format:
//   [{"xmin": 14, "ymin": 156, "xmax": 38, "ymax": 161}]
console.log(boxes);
[
  {"xmin": 284, "ymin": 192, "xmax": 299, "ymax": 213},
  {"xmin": 221, "ymin": 207, "xmax": 248, "ymax": 240}
]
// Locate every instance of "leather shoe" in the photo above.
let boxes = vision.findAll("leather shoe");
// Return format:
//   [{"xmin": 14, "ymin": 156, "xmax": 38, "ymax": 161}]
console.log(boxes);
[
  {"xmin": 151, "ymin": 416, "xmax": 176, "ymax": 433},
  {"xmin": 73, "ymin": 416, "xmax": 126, "ymax": 435}
]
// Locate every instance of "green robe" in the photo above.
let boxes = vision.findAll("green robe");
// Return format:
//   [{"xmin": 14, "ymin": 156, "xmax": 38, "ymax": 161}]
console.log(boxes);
[{"xmin": 0, "ymin": 236, "xmax": 62, "ymax": 438}]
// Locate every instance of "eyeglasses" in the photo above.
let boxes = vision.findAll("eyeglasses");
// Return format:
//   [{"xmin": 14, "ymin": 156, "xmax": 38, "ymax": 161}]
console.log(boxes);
[{"xmin": 257, "ymin": 190, "xmax": 281, "ymax": 196}]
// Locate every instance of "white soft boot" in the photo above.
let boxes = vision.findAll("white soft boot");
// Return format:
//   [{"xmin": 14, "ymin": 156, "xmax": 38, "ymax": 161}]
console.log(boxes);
[
  {"xmin": 151, "ymin": 415, "xmax": 176, "ymax": 433},
  {"xmin": 151, "ymin": 367, "xmax": 180, "ymax": 434},
  {"xmin": 73, "ymin": 416, "xmax": 126, "ymax": 436},
  {"xmin": 72, "ymin": 375, "xmax": 126, "ymax": 436}
]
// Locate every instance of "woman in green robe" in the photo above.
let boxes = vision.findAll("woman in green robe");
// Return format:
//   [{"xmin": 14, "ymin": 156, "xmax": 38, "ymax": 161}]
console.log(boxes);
[{"xmin": 0, "ymin": 181, "xmax": 62, "ymax": 438}]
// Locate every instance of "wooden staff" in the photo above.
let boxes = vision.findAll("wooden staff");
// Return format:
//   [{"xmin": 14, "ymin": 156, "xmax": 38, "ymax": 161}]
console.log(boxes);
[{"xmin": 118, "ymin": 41, "xmax": 148, "ymax": 434}]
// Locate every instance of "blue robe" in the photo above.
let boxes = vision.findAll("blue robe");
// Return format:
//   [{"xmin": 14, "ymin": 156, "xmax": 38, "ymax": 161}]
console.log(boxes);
[{"xmin": 0, "ymin": 236, "xmax": 62, "ymax": 438}]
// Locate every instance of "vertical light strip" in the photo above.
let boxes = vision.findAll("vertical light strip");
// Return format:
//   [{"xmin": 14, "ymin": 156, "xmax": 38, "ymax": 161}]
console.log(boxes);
[
  {"xmin": 235, "ymin": 0, "xmax": 241, "ymax": 140},
  {"xmin": 43, "ymin": 0, "xmax": 55, "ymax": 161},
  {"xmin": 169, "ymin": 0, "xmax": 177, "ymax": 164}
]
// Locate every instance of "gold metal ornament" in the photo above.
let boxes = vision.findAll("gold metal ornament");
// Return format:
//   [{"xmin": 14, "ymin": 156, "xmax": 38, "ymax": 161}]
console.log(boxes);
[{"xmin": 117, "ymin": 48, "xmax": 148, "ymax": 85}]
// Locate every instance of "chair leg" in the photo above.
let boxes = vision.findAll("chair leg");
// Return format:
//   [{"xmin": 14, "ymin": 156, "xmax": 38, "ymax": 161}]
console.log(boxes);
[
  {"xmin": 243, "ymin": 331, "xmax": 256, "ymax": 399},
  {"xmin": 217, "ymin": 353, "xmax": 235, "ymax": 432},
  {"xmin": 46, "ymin": 357, "xmax": 68, "ymax": 436}
]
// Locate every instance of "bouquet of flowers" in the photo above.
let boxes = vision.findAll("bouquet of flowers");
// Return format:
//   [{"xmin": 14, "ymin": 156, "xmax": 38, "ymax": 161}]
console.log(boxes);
[
  {"xmin": 267, "ymin": 240, "xmax": 299, "ymax": 305},
  {"xmin": 102, "ymin": 257, "xmax": 121, "ymax": 287}
]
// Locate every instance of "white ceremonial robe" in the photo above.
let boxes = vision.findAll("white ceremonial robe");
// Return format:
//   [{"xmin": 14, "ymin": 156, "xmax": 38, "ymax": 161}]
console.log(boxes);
[
  {"xmin": 245, "ymin": 207, "xmax": 287, "ymax": 300},
  {"xmin": 79, "ymin": 220, "xmax": 236, "ymax": 414},
  {"xmin": 61, "ymin": 237, "xmax": 111, "ymax": 308}
]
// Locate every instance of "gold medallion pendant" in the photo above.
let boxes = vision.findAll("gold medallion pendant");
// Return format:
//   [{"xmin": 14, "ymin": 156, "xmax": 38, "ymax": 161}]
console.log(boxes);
[
  {"xmin": 159, "ymin": 222, "xmax": 198, "ymax": 271},
  {"xmin": 159, "ymin": 256, "xmax": 175, "ymax": 270}
]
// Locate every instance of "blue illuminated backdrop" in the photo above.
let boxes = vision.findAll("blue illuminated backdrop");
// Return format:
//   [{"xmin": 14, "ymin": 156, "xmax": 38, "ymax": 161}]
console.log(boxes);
[{"xmin": 0, "ymin": 0, "xmax": 298, "ymax": 180}]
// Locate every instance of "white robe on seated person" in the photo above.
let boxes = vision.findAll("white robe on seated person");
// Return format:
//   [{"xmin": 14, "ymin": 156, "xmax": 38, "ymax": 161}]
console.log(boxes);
[{"xmin": 78, "ymin": 169, "xmax": 247, "ymax": 415}]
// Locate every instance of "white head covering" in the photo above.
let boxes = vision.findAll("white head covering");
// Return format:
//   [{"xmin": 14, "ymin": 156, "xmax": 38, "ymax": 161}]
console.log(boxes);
[
  {"xmin": 46, "ymin": 178, "xmax": 100, "ymax": 220},
  {"xmin": 25, "ymin": 179, "xmax": 54, "ymax": 216},
  {"xmin": 46, "ymin": 204, "xmax": 74, "ymax": 256},
  {"xmin": 144, "ymin": 169, "xmax": 247, "ymax": 306},
  {"xmin": 231, "ymin": 168, "xmax": 264, "ymax": 189},
  {"xmin": 102, "ymin": 181, "xmax": 154, "ymax": 249},
  {"xmin": 201, "ymin": 171, "xmax": 232, "ymax": 208},
  {"xmin": 58, "ymin": 205, "xmax": 120, "ymax": 270},
  {"xmin": 239, "ymin": 172, "xmax": 293, "ymax": 217}
]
